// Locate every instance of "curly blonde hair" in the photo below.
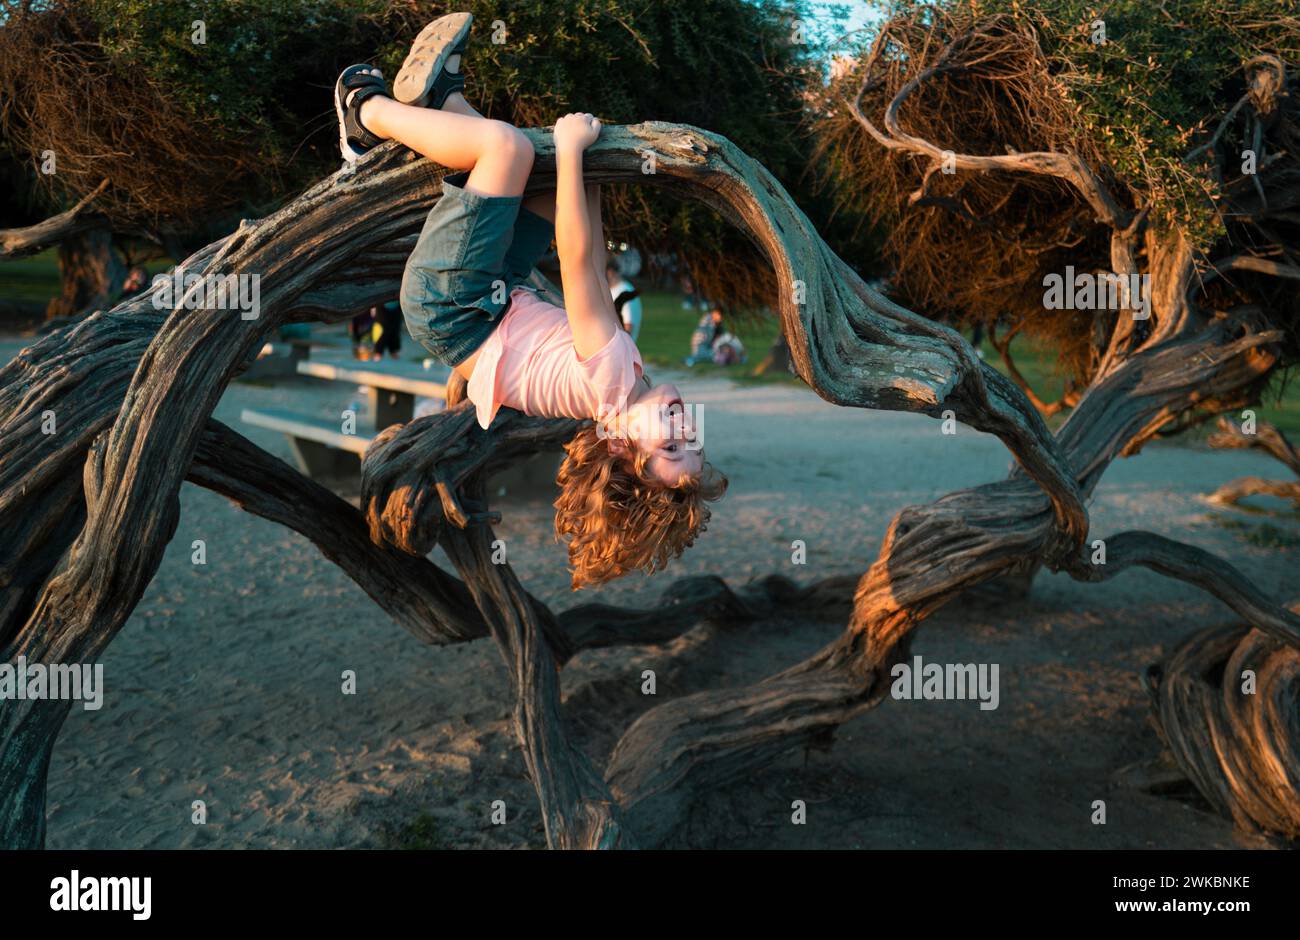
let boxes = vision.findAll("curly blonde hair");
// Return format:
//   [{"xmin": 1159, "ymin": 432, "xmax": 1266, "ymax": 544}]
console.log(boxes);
[{"xmin": 554, "ymin": 426, "xmax": 727, "ymax": 590}]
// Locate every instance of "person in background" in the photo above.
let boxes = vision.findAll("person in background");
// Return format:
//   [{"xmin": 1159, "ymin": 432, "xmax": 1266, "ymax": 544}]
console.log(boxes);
[
  {"xmin": 684, "ymin": 304, "xmax": 723, "ymax": 366},
  {"xmin": 606, "ymin": 260, "xmax": 642, "ymax": 342},
  {"xmin": 373, "ymin": 299, "xmax": 403, "ymax": 358},
  {"xmin": 348, "ymin": 300, "xmax": 404, "ymax": 360},
  {"xmin": 711, "ymin": 328, "xmax": 745, "ymax": 366},
  {"xmin": 678, "ymin": 272, "xmax": 704, "ymax": 310},
  {"xmin": 349, "ymin": 307, "xmax": 376, "ymax": 359},
  {"xmin": 120, "ymin": 266, "xmax": 149, "ymax": 300}
]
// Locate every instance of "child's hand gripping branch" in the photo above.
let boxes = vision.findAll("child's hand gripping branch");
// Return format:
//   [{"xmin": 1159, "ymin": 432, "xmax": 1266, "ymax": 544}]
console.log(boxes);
[
  {"xmin": 335, "ymin": 12, "xmax": 726, "ymax": 589},
  {"xmin": 553, "ymin": 113, "xmax": 618, "ymax": 360}
]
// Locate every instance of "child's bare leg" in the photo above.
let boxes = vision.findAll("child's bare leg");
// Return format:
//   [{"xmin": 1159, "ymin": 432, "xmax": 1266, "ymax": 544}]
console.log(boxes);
[
  {"xmin": 441, "ymin": 87, "xmax": 483, "ymax": 119},
  {"xmin": 522, "ymin": 190, "xmax": 556, "ymax": 222},
  {"xmin": 360, "ymin": 96, "xmax": 533, "ymax": 198}
]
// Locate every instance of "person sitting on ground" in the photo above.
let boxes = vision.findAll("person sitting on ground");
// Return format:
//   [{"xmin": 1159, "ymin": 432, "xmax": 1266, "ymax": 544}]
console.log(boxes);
[
  {"xmin": 684, "ymin": 305, "xmax": 724, "ymax": 366},
  {"xmin": 711, "ymin": 329, "xmax": 745, "ymax": 366},
  {"xmin": 334, "ymin": 11, "xmax": 725, "ymax": 588}
]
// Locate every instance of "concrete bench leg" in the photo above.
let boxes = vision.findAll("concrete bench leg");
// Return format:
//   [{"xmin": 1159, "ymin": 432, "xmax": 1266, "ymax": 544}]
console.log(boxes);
[
  {"xmin": 289, "ymin": 436, "xmax": 361, "ymax": 480},
  {"xmin": 367, "ymin": 387, "xmax": 415, "ymax": 430}
]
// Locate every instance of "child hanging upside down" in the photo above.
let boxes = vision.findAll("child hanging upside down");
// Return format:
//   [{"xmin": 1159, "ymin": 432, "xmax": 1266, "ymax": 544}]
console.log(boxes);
[{"xmin": 334, "ymin": 12, "xmax": 726, "ymax": 589}]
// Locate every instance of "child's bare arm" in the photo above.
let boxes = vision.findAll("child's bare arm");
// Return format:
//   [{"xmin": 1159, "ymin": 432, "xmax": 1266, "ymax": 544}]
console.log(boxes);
[
  {"xmin": 586, "ymin": 183, "xmax": 620, "ymax": 324},
  {"xmin": 554, "ymin": 113, "xmax": 616, "ymax": 359}
]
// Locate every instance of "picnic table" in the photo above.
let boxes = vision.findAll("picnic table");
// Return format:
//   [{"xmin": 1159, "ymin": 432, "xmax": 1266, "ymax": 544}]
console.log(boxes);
[
  {"xmin": 295, "ymin": 357, "xmax": 450, "ymax": 428},
  {"xmin": 241, "ymin": 357, "xmax": 449, "ymax": 478},
  {"xmin": 238, "ymin": 331, "xmax": 349, "ymax": 380}
]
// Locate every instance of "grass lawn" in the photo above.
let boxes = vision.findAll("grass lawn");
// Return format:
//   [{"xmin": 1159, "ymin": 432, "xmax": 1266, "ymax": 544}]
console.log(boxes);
[
  {"xmin": 636, "ymin": 288, "xmax": 1298, "ymax": 437},
  {"xmin": 0, "ymin": 248, "xmax": 173, "ymax": 305},
  {"xmin": 634, "ymin": 290, "xmax": 798, "ymax": 385},
  {"xmin": 0, "ymin": 249, "xmax": 70, "ymax": 304}
]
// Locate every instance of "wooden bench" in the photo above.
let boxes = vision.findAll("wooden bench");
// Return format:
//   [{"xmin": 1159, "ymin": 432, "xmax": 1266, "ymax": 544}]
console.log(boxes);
[
  {"xmin": 242, "ymin": 356, "xmax": 559, "ymax": 497},
  {"xmin": 241, "ymin": 357, "xmax": 450, "ymax": 479},
  {"xmin": 239, "ymin": 406, "xmax": 372, "ymax": 478},
  {"xmin": 295, "ymin": 358, "xmax": 450, "ymax": 428},
  {"xmin": 238, "ymin": 333, "xmax": 349, "ymax": 381}
]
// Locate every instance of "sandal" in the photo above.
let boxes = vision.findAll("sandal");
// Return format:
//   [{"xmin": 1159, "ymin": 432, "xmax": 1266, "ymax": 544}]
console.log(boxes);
[
  {"xmin": 335, "ymin": 64, "xmax": 389, "ymax": 163},
  {"xmin": 394, "ymin": 12, "xmax": 473, "ymax": 109}
]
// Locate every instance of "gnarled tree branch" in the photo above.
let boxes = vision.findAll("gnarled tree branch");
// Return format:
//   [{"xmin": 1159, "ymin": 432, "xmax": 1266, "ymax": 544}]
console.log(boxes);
[{"xmin": 0, "ymin": 179, "xmax": 110, "ymax": 259}]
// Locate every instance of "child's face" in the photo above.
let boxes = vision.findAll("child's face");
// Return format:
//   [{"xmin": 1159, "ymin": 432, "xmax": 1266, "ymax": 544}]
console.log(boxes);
[{"xmin": 623, "ymin": 383, "xmax": 704, "ymax": 487}]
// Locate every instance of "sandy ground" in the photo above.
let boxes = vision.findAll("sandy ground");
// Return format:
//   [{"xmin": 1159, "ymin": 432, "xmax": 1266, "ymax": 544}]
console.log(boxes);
[{"xmin": 5, "ymin": 332, "xmax": 1295, "ymax": 850}]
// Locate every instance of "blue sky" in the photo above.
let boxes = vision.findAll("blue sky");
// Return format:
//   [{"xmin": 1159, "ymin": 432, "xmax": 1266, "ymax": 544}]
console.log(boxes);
[{"xmin": 805, "ymin": 0, "xmax": 880, "ymax": 40}]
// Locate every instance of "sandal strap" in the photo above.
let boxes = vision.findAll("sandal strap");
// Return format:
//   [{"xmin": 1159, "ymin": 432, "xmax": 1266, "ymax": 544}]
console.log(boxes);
[
  {"xmin": 345, "ymin": 84, "xmax": 386, "ymax": 151},
  {"xmin": 340, "ymin": 65, "xmax": 386, "ymax": 101},
  {"xmin": 431, "ymin": 30, "xmax": 471, "ymax": 107},
  {"xmin": 427, "ymin": 70, "xmax": 466, "ymax": 110},
  {"xmin": 342, "ymin": 70, "xmax": 381, "ymax": 90}
]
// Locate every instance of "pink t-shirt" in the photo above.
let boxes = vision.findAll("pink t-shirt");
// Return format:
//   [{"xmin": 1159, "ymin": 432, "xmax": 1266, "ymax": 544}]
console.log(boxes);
[{"xmin": 467, "ymin": 287, "xmax": 644, "ymax": 430}]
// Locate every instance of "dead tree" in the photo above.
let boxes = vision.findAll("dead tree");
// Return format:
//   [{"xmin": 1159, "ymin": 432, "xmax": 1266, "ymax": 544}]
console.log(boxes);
[{"xmin": 1, "ymin": 105, "xmax": 1297, "ymax": 848}]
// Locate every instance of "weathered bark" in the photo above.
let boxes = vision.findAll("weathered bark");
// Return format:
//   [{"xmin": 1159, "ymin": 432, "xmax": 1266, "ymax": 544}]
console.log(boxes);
[
  {"xmin": 437, "ymin": 474, "xmax": 631, "ymax": 849},
  {"xmin": 1, "ymin": 124, "xmax": 960, "ymax": 847},
  {"xmin": 827, "ymin": 29, "xmax": 1300, "ymax": 842},
  {"xmin": 1, "ymin": 141, "xmax": 446, "ymax": 846},
  {"xmin": 0, "ymin": 120, "xmax": 1293, "ymax": 849},
  {"xmin": 359, "ymin": 393, "xmax": 866, "ymax": 848},
  {"xmin": 1145, "ymin": 618, "xmax": 1300, "ymax": 838},
  {"xmin": 603, "ymin": 324, "xmax": 1294, "ymax": 845},
  {"xmin": 191, "ymin": 419, "xmax": 488, "ymax": 647},
  {"xmin": 1209, "ymin": 476, "xmax": 1300, "ymax": 508},
  {"xmin": 0, "ymin": 179, "xmax": 110, "ymax": 260}
]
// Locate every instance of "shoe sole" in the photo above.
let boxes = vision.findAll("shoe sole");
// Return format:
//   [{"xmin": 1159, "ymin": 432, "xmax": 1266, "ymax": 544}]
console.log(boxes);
[{"xmin": 394, "ymin": 11, "xmax": 473, "ymax": 107}]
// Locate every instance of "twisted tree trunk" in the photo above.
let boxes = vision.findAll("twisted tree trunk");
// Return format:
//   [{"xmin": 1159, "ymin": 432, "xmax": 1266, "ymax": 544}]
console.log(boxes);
[
  {"xmin": 43, "ymin": 227, "xmax": 125, "ymax": 320},
  {"xmin": 1, "ymin": 123, "xmax": 1295, "ymax": 849}
]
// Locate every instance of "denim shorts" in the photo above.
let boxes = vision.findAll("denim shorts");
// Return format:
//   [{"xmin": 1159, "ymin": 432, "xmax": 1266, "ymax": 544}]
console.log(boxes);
[{"xmin": 400, "ymin": 170, "xmax": 555, "ymax": 366}]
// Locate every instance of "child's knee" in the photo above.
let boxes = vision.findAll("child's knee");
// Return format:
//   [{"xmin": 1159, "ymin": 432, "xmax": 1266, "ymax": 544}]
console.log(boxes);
[{"xmin": 488, "ymin": 121, "xmax": 533, "ymax": 171}]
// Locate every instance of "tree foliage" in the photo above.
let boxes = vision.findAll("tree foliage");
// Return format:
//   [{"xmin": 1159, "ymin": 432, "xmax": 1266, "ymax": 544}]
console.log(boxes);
[
  {"xmin": 814, "ymin": 0, "xmax": 1300, "ymax": 393},
  {"xmin": 0, "ymin": 0, "xmax": 861, "ymax": 307}
]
